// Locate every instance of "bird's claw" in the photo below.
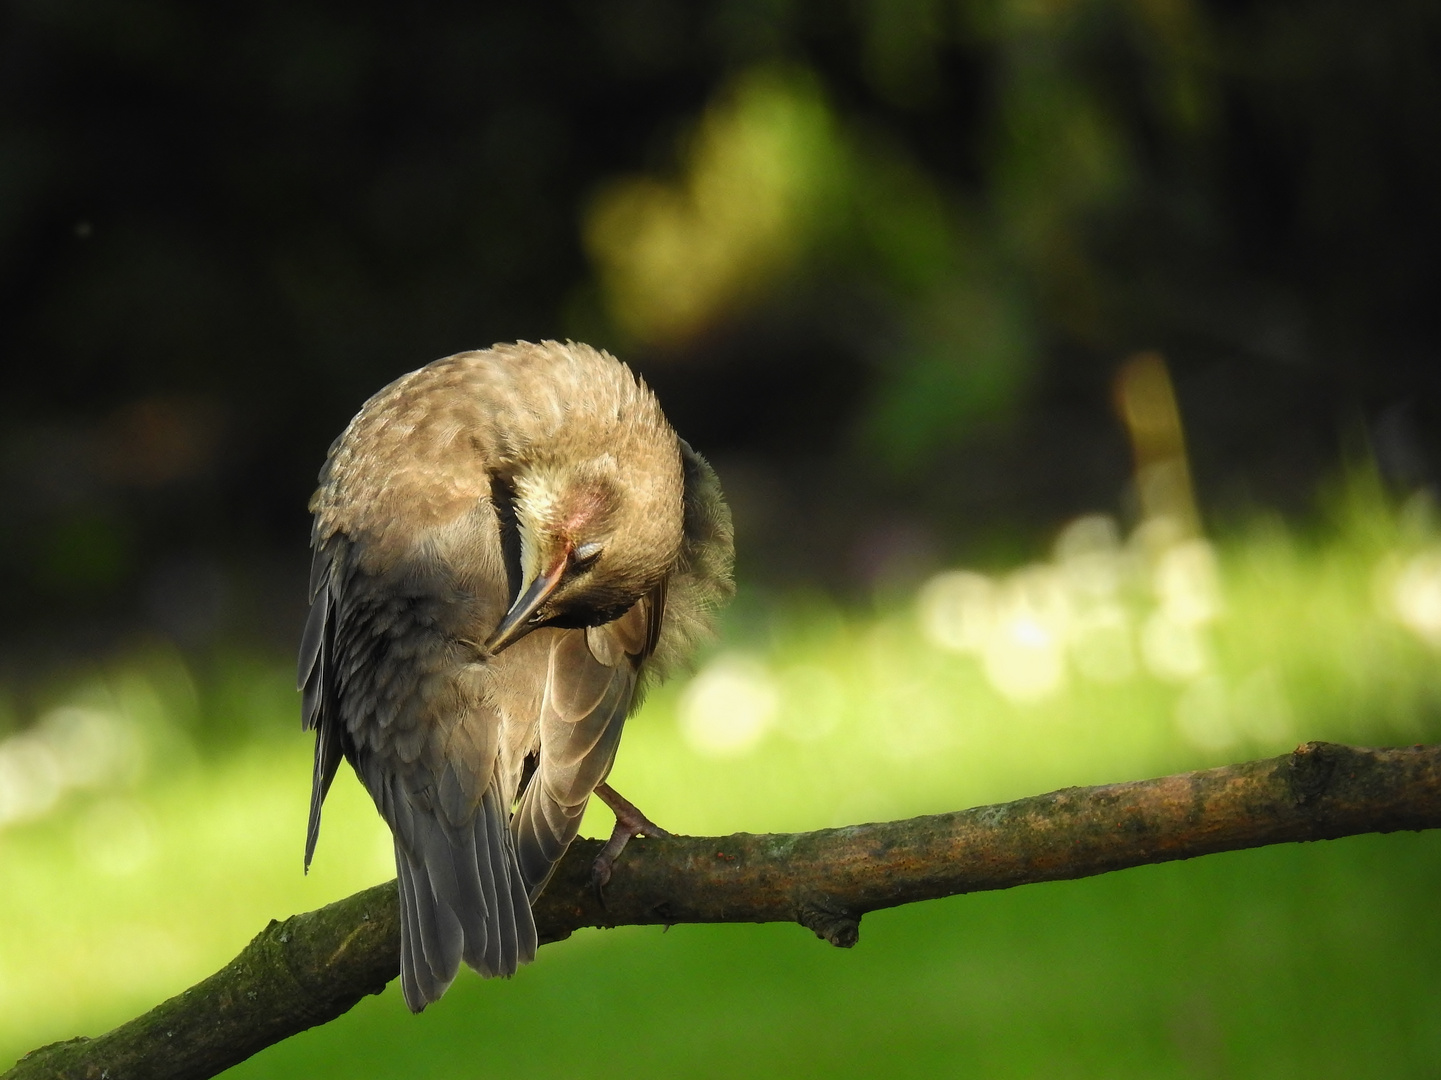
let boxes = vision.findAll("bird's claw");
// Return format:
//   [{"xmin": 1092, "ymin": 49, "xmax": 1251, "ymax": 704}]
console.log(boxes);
[{"xmin": 590, "ymin": 783, "xmax": 671, "ymax": 906}]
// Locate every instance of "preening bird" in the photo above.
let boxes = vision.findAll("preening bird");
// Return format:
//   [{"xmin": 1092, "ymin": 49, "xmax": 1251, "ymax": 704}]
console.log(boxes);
[{"xmin": 298, "ymin": 341, "xmax": 733, "ymax": 1011}]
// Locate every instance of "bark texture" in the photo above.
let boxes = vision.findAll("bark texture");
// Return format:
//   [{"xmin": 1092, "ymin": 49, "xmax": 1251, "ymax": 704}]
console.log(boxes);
[{"xmin": 8, "ymin": 741, "xmax": 1441, "ymax": 1080}]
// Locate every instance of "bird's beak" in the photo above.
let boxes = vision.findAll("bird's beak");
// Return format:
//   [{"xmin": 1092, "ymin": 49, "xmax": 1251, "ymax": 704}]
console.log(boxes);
[{"xmin": 485, "ymin": 554, "xmax": 568, "ymax": 655}]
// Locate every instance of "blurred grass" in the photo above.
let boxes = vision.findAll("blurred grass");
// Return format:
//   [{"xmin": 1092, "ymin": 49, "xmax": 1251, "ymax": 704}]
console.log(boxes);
[{"xmin": 3, "ymin": 484, "xmax": 1441, "ymax": 1076}]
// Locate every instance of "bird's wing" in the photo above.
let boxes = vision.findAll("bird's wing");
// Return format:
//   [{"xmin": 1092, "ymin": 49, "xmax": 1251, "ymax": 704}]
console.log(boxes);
[
  {"xmin": 298, "ymin": 540, "xmax": 348, "ymax": 871},
  {"xmin": 303, "ymin": 533, "xmax": 537, "ymax": 1010},
  {"xmin": 510, "ymin": 590, "xmax": 661, "ymax": 899}
]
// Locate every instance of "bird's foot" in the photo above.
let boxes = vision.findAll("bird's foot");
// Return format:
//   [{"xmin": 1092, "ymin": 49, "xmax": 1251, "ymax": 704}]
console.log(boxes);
[{"xmin": 591, "ymin": 782, "xmax": 671, "ymax": 901}]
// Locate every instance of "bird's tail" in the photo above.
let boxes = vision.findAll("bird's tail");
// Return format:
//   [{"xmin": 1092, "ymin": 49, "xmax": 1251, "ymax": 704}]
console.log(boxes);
[{"xmin": 394, "ymin": 782, "xmax": 538, "ymax": 1012}]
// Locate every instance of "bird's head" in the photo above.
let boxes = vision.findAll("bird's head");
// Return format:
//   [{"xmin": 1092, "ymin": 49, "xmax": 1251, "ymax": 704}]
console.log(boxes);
[{"xmin": 484, "ymin": 400, "xmax": 684, "ymax": 655}]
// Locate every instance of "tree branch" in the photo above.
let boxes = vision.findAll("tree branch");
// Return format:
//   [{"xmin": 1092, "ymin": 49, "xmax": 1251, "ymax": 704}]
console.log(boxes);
[{"xmin": 10, "ymin": 741, "xmax": 1441, "ymax": 1080}]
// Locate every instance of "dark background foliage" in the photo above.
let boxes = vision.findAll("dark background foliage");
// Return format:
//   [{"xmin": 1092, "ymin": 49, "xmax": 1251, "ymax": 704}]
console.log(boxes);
[{"xmin": 2, "ymin": 0, "xmax": 1438, "ymax": 671}]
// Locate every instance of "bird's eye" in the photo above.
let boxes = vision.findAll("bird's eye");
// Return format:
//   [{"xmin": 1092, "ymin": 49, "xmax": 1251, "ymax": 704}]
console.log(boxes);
[{"xmin": 571, "ymin": 542, "xmax": 603, "ymax": 572}]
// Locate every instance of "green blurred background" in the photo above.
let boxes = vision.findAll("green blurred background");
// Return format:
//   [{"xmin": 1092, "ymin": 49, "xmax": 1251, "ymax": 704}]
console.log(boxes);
[{"xmin": 4, "ymin": 0, "xmax": 1441, "ymax": 1075}]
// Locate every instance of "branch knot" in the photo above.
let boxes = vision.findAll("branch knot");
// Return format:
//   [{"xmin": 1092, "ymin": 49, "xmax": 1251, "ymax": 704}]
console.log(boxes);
[
  {"xmin": 1288, "ymin": 740, "xmax": 1342, "ymax": 807},
  {"xmin": 797, "ymin": 901, "xmax": 860, "ymax": 948}
]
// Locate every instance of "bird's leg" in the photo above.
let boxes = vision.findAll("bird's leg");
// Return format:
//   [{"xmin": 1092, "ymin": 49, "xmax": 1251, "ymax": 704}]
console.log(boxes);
[{"xmin": 590, "ymin": 782, "xmax": 671, "ymax": 897}]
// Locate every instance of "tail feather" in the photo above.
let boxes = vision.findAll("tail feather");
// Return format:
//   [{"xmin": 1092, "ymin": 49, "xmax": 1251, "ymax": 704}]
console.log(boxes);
[
  {"xmin": 467, "ymin": 786, "xmax": 506, "ymax": 975},
  {"xmin": 457, "ymin": 844, "xmax": 493, "ymax": 973},
  {"xmin": 413, "ymin": 848, "xmax": 464, "ymax": 981},
  {"xmin": 507, "ymin": 829, "xmax": 539, "ymax": 962},
  {"xmin": 397, "ymin": 852, "xmax": 451, "ymax": 1010},
  {"xmin": 393, "ymin": 781, "xmax": 537, "ymax": 1012}
]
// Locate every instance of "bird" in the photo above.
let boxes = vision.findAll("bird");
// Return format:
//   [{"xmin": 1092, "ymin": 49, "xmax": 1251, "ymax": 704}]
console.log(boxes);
[{"xmin": 297, "ymin": 340, "xmax": 734, "ymax": 1011}]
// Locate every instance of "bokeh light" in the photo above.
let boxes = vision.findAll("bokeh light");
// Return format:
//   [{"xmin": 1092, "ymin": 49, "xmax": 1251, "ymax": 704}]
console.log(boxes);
[
  {"xmin": 4, "ymin": 2, "xmax": 1441, "ymax": 1075},
  {"xmin": 678, "ymin": 651, "xmax": 780, "ymax": 757},
  {"xmin": 1389, "ymin": 548, "xmax": 1441, "ymax": 647}
]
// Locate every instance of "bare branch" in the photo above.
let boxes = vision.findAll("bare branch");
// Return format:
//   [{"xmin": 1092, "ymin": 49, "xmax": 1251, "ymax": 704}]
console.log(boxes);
[{"xmin": 9, "ymin": 741, "xmax": 1441, "ymax": 1080}]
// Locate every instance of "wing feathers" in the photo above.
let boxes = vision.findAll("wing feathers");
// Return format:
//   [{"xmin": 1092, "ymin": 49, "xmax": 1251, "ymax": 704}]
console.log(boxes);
[
  {"xmin": 548, "ymin": 630, "xmax": 622, "ymax": 722},
  {"xmin": 511, "ymin": 772, "xmax": 584, "ymax": 897},
  {"xmin": 302, "ymin": 548, "xmax": 348, "ymax": 870},
  {"xmin": 303, "ymin": 719, "xmax": 343, "ymax": 871},
  {"xmin": 511, "ymin": 624, "xmax": 641, "ymax": 899},
  {"xmin": 297, "ymin": 586, "xmax": 328, "ymax": 726}
]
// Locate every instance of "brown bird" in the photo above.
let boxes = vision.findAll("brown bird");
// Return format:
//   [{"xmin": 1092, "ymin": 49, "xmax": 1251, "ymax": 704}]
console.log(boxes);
[{"xmin": 298, "ymin": 341, "xmax": 733, "ymax": 1011}]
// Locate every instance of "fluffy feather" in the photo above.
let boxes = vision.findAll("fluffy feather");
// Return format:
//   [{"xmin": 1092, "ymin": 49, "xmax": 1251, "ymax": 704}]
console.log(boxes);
[{"xmin": 300, "ymin": 341, "xmax": 733, "ymax": 1010}]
